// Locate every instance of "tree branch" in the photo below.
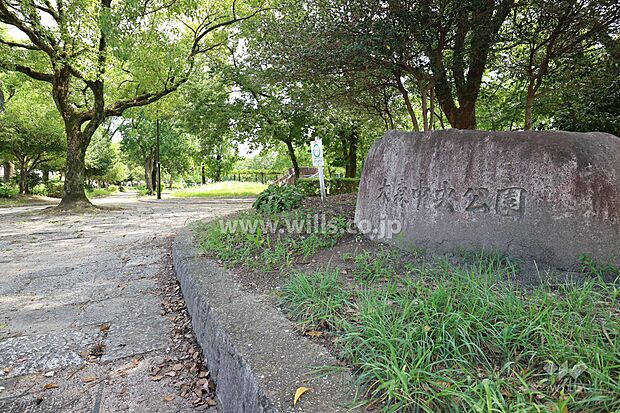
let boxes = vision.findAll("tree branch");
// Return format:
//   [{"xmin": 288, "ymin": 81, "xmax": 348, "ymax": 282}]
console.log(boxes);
[{"xmin": 0, "ymin": 59, "xmax": 53, "ymax": 82}]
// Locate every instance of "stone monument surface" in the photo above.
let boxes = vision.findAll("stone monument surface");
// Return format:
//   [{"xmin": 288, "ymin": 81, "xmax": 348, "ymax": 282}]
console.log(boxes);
[{"xmin": 355, "ymin": 129, "xmax": 620, "ymax": 269}]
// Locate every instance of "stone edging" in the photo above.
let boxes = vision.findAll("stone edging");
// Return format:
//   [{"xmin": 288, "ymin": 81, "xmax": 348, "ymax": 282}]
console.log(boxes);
[{"xmin": 172, "ymin": 225, "xmax": 358, "ymax": 413}]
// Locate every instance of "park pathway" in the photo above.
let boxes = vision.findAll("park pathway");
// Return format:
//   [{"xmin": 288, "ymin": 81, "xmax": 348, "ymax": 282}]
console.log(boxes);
[{"xmin": 0, "ymin": 192, "xmax": 251, "ymax": 412}]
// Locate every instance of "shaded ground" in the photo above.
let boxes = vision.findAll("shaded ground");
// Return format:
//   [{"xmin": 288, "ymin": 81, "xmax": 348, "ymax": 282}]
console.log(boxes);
[{"xmin": 0, "ymin": 192, "xmax": 252, "ymax": 412}]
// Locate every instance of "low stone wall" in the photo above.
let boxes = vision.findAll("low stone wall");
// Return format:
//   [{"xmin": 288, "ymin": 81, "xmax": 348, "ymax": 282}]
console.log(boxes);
[
  {"xmin": 172, "ymin": 226, "xmax": 358, "ymax": 413},
  {"xmin": 355, "ymin": 129, "xmax": 620, "ymax": 270}
]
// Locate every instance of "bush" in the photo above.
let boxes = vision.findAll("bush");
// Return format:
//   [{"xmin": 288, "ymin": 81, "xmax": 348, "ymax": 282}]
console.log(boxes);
[
  {"xmin": 31, "ymin": 184, "xmax": 48, "ymax": 196},
  {"xmin": 0, "ymin": 183, "xmax": 18, "ymax": 198},
  {"xmin": 329, "ymin": 178, "xmax": 360, "ymax": 195},
  {"xmin": 295, "ymin": 177, "xmax": 360, "ymax": 196},
  {"xmin": 295, "ymin": 178, "xmax": 321, "ymax": 196},
  {"xmin": 253, "ymin": 184, "xmax": 304, "ymax": 214},
  {"xmin": 46, "ymin": 181, "xmax": 64, "ymax": 198}
]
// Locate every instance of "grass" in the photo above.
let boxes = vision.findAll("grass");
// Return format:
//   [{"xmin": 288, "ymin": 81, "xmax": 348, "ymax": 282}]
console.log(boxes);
[
  {"xmin": 194, "ymin": 198, "xmax": 620, "ymax": 413},
  {"xmin": 282, "ymin": 259, "xmax": 620, "ymax": 413},
  {"xmin": 194, "ymin": 207, "xmax": 348, "ymax": 272},
  {"xmin": 0, "ymin": 197, "xmax": 29, "ymax": 207},
  {"xmin": 0, "ymin": 194, "xmax": 57, "ymax": 207},
  {"xmin": 172, "ymin": 181, "xmax": 267, "ymax": 198},
  {"xmin": 86, "ymin": 186, "xmax": 118, "ymax": 198}
]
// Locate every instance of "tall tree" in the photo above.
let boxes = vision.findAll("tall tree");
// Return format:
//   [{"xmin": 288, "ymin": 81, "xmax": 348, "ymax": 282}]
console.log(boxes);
[
  {"xmin": 0, "ymin": 0, "xmax": 263, "ymax": 208},
  {"xmin": 504, "ymin": 0, "xmax": 619, "ymax": 129},
  {"xmin": 0, "ymin": 79, "xmax": 65, "ymax": 193}
]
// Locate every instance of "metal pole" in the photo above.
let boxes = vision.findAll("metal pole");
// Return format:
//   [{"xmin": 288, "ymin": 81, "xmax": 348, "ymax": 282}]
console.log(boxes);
[
  {"xmin": 156, "ymin": 117, "xmax": 161, "ymax": 200},
  {"xmin": 318, "ymin": 167, "xmax": 326, "ymax": 202}
]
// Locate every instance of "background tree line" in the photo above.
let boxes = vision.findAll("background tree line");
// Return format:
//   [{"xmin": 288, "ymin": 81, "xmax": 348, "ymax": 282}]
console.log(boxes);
[{"xmin": 0, "ymin": 0, "xmax": 618, "ymax": 207}]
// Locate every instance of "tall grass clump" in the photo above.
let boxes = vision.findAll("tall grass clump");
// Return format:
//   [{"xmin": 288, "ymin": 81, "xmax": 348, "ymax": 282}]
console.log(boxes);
[{"xmin": 291, "ymin": 260, "xmax": 619, "ymax": 412}]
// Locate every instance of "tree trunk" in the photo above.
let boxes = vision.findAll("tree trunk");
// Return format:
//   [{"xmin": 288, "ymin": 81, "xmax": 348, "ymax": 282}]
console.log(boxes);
[
  {"xmin": 284, "ymin": 140, "xmax": 300, "ymax": 179},
  {"xmin": 524, "ymin": 82, "xmax": 535, "ymax": 130},
  {"xmin": 524, "ymin": 75, "xmax": 542, "ymax": 130},
  {"xmin": 58, "ymin": 123, "xmax": 92, "ymax": 209},
  {"xmin": 453, "ymin": 103, "xmax": 477, "ymax": 129},
  {"xmin": 151, "ymin": 163, "xmax": 157, "ymax": 193},
  {"xmin": 215, "ymin": 153, "xmax": 222, "ymax": 182},
  {"xmin": 395, "ymin": 74, "xmax": 420, "ymax": 132},
  {"xmin": 144, "ymin": 155, "xmax": 154, "ymax": 194},
  {"xmin": 429, "ymin": 87, "xmax": 435, "ymax": 130},
  {"xmin": 19, "ymin": 166, "xmax": 27, "ymax": 195},
  {"xmin": 345, "ymin": 132, "xmax": 358, "ymax": 178},
  {"xmin": 2, "ymin": 162, "xmax": 12, "ymax": 182},
  {"xmin": 201, "ymin": 164, "xmax": 206, "ymax": 185}
]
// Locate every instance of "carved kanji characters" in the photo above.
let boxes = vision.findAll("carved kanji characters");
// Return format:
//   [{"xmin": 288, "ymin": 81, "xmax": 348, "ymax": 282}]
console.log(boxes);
[
  {"xmin": 464, "ymin": 187, "xmax": 492, "ymax": 213},
  {"xmin": 433, "ymin": 180, "xmax": 458, "ymax": 212},
  {"xmin": 376, "ymin": 178, "xmax": 392, "ymax": 203},
  {"xmin": 495, "ymin": 187, "xmax": 527, "ymax": 216}
]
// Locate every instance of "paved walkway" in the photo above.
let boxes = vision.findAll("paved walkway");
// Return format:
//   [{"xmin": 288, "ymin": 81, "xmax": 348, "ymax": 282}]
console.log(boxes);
[{"xmin": 0, "ymin": 192, "xmax": 250, "ymax": 412}]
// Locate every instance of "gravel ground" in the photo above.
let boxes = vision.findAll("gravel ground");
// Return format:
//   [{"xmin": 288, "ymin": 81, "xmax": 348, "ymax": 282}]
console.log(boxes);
[{"xmin": 0, "ymin": 192, "xmax": 252, "ymax": 412}]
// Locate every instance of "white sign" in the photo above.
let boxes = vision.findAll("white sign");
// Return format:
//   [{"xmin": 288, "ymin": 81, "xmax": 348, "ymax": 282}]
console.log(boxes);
[{"xmin": 311, "ymin": 139, "xmax": 324, "ymax": 167}]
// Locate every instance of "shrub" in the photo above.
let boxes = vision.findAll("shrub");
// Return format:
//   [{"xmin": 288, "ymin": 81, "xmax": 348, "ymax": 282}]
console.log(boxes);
[
  {"xmin": 295, "ymin": 178, "xmax": 321, "ymax": 196},
  {"xmin": 0, "ymin": 183, "xmax": 18, "ymax": 198},
  {"xmin": 45, "ymin": 181, "xmax": 64, "ymax": 198},
  {"xmin": 295, "ymin": 177, "xmax": 361, "ymax": 196},
  {"xmin": 31, "ymin": 184, "xmax": 48, "ymax": 196},
  {"xmin": 329, "ymin": 178, "xmax": 360, "ymax": 195},
  {"xmin": 253, "ymin": 184, "xmax": 304, "ymax": 214}
]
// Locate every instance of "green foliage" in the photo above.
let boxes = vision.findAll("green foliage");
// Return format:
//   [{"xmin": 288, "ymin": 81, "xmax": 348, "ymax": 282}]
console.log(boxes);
[
  {"xmin": 252, "ymin": 184, "xmax": 304, "ymax": 214},
  {"xmin": 45, "ymin": 181, "xmax": 64, "ymax": 198},
  {"xmin": 0, "ymin": 79, "xmax": 65, "ymax": 193},
  {"xmin": 295, "ymin": 178, "xmax": 360, "ymax": 196},
  {"xmin": 329, "ymin": 178, "xmax": 360, "ymax": 195},
  {"xmin": 579, "ymin": 253, "xmax": 620, "ymax": 279},
  {"xmin": 0, "ymin": 182, "xmax": 17, "ymax": 198},
  {"xmin": 283, "ymin": 260, "xmax": 620, "ymax": 412},
  {"xmin": 281, "ymin": 270, "xmax": 349, "ymax": 330},
  {"xmin": 172, "ymin": 182, "xmax": 266, "ymax": 198},
  {"xmin": 294, "ymin": 178, "xmax": 322, "ymax": 196}
]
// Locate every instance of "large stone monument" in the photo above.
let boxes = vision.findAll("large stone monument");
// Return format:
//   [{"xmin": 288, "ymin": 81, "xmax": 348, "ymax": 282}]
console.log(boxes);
[{"xmin": 355, "ymin": 129, "xmax": 620, "ymax": 270}]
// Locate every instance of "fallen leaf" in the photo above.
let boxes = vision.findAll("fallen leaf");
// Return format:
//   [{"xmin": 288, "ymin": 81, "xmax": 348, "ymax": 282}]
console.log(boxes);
[
  {"xmin": 150, "ymin": 375, "xmax": 164, "ymax": 382},
  {"xmin": 81, "ymin": 377, "xmax": 97, "ymax": 383},
  {"xmin": 305, "ymin": 330, "xmax": 323, "ymax": 338},
  {"xmin": 43, "ymin": 371, "xmax": 55, "ymax": 377},
  {"xmin": 163, "ymin": 395, "xmax": 175, "ymax": 402},
  {"xmin": 294, "ymin": 387, "xmax": 310, "ymax": 406},
  {"xmin": 99, "ymin": 323, "xmax": 110, "ymax": 332},
  {"xmin": 165, "ymin": 371, "xmax": 176, "ymax": 377},
  {"xmin": 206, "ymin": 397, "xmax": 217, "ymax": 406},
  {"xmin": 43, "ymin": 383, "xmax": 58, "ymax": 390},
  {"xmin": 172, "ymin": 363, "xmax": 183, "ymax": 371},
  {"xmin": 132, "ymin": 358, "xmax": 140, "ymax": 366}
]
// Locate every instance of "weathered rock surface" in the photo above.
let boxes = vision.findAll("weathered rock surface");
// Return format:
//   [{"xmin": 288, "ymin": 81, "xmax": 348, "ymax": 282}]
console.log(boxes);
[{"xmin": 355, "ymin": 129, "xmax": 620, "ymax": 269}]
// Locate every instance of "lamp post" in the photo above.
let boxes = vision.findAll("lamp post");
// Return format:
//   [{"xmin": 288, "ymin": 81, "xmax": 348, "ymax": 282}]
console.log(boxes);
[{"xmin": 156, "ymin": 116, "xmax": 161, "ymax": 200}]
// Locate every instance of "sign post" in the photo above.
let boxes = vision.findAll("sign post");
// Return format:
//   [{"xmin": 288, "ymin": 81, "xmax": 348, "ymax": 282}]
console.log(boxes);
[{"xmin": 311, "ymin": 138, "xmax": 326, "ymax": 201}]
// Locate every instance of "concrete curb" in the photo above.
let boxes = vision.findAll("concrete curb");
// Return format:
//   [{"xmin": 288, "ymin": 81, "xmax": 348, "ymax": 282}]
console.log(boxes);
[{"xmin": 172, "ymin": 225, "xmax": 359, "ymax": 413}]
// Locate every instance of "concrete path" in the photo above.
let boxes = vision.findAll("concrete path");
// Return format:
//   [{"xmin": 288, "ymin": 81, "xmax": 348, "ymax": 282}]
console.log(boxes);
[{"xmin": 0, "ymin": 192, "xmax": 251, "ymax": 412}]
